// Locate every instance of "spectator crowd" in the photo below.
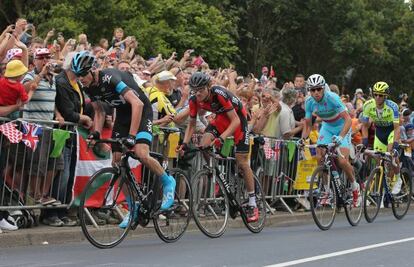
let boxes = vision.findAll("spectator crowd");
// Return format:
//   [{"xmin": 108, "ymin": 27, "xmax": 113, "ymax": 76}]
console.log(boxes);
[{"xmin": 0, "ymin": 18, "xmax": 413, "ymax": 233}]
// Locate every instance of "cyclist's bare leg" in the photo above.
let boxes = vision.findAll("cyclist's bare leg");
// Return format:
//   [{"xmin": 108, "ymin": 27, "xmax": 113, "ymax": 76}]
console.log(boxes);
[
  {"xmin": 200, "ymin": 133, "xmax": 215, "ymax": 161},
  {"xmin": 315, "ymin": 148, "xmax": 324, "ymax": 165},
  {"xmin": 133, "ymin": 143, "xmax": 164, "ymax": 176},
  {"xmin": 386, "ymin": 143, "xmax": 400, "ymax": 178},
  {"xmin": 112, "ymin": 152, "xmax": 122, "ymax": 167},
  {"xmin": 337, "ymin": 147, "xmax": 355, "ymax": 182},
  {"xmin": 235, "ymin": 153, "xmax": 254, "ymax": 193}
]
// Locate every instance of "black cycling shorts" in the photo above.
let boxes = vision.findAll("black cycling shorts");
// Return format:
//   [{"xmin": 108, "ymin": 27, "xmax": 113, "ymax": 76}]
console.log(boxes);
[
  {"xmin": 205, "ymin": 124, "xmax": 250, "ymax": 154},
  {"xmin": 111, "ymin": 105, "xmax": 153, "ymax": 152}
]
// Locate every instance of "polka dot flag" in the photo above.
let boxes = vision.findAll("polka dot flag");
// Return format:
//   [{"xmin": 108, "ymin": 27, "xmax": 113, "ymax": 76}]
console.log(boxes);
[{"xmin": 0, "ymin": 122, "xmax": 23, "ymax": 143}]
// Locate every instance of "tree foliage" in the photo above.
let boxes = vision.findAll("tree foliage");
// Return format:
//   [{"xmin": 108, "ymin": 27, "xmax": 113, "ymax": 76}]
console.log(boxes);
[{"xmin": 1, "ymin": 0, "xmax": 414, "ymax": 97}]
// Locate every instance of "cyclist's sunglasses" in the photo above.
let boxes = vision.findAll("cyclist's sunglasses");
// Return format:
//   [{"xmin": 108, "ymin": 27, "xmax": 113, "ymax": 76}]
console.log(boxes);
[
  {"xmin": 309, "ymin": 87, "xmax": 323, "ymax": 93},
  {"xmin": 374, "ymin": 93, "xmax": 386, "ymax": 98},
  {"xmin": 78, "ymin": 71, "xmax": 90, "ymax": 77},
  {"xmin": 191, "ymin": 86, "xmax": 207, "ymax": 93}
]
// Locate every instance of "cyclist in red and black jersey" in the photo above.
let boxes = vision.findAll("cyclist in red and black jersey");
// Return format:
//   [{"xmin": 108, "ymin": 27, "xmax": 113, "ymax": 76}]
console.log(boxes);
[{"xmin": 179, "ymin": 72, "xmax": 259, "ymax": 222}]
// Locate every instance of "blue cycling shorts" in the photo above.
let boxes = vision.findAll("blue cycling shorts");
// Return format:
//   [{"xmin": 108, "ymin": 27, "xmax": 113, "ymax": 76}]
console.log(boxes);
[{"xmin": 317, "ymin": 122, "xmax": 352, "ymax": 148}]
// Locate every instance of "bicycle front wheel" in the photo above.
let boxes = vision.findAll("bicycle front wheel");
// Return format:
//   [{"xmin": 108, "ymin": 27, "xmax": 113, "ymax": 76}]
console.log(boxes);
[
  {"xmin": 78, "ymin": 167, "xmax": 135, "ymax": 249},
  {"xmin": 363, "ymin": 168, "xmax": 383, "ymax": 223},
  {"xmin": 239, "ymin": 174, "xmax": 266, "ymax": 233},
  {"xmin": 192, "ymin": 169, "xmax": 229, "ymax": 238},
  {"xmin": 153, "ymin": 168, "xmax": 193, "ymax": 243},
  {"xmin": 309, "ymin": 167, "xmax": 337, "ymax": 231},
  {"xmin": 392, "ymin": 168, "xmax": 412, "ymax": 220}
]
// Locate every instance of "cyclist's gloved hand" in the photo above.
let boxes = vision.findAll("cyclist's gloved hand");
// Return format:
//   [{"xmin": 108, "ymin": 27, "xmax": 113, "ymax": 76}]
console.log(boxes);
[
  {"xmin": 213, "ymin": 137, "xmax": 224, "ymax": 151},
  {"xmin": 123, "ymin": 134, "xmax": 136, "ymax": 149},
  {"xmin": 392, "ymin": 149, "xmax": 400, "ymax": 157},
  {"xmin": 87, "ymin": 131, "xmax": 100, "ymax": 140},
  {"xmin": 176, "ymin": 143, "xmax": 188, "ymax": 156},
  {"xmin": 332, "ymin": 135, "xmax": 343, "ymax": 145},
  {"xmin": 393, "ymin": 141, "xmax": 400, "ymax": 151}
]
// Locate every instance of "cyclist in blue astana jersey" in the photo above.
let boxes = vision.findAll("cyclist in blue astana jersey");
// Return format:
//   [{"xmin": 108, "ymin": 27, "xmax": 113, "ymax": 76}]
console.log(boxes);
[
  {"xmin": 71, "ymin": 51, "xmax": 176, "ymax": 228},
  {"xmin": 301, "ymin": 74, "xmax": 360, "ymax": 206}
]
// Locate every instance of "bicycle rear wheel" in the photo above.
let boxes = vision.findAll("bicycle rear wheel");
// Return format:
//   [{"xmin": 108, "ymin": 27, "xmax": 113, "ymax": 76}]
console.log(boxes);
[
  {"xmin": 192, "ymin": 169, "xmax": 229, "ymax": 238},
  {"xmin": 309, "ymin": 167, "xmax": 337, "ymax": 231},
  {"xmin": 153, "ymin": 168, "xmax": 192, "ymax": 243},
  {"xmin": 344, "ymin": 176, "xmax": 363, "ymax": 226},
  {"xmin": 78, "ymin": 167, "xmax": 135, "ymax": 249},
  {"xmin": 363, "ymin": 168, "xmax": 383, "ymax": 223},
  {"xmin": 392, "ymin": 168, "xmax": 412, "ymax": 220},
  {"xmin": 239, "ymin": 174, "xmax": 266, "ymax": 233}
]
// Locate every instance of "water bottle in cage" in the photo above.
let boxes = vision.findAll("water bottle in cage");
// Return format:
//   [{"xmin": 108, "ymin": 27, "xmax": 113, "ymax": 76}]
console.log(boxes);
[{"xmin": 332, "ymin": 170, "xmax": 344, "ymax": 197}]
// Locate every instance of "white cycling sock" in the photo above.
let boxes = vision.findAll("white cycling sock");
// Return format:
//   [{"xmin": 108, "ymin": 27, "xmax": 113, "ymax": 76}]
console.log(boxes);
[{"xmin": 248, "ymin": 191, "xmax": 256, "ymax": 207}]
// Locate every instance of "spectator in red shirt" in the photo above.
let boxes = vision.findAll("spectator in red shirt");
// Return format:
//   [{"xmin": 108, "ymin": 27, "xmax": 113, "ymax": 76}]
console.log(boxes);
[{"xmin": 0, "ymin": 60, "xmax": 32, "ymax": 119}]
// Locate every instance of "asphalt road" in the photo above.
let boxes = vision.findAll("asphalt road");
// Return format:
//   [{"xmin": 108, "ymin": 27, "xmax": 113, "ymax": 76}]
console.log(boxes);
[{"xmin": 2, "ymin": 213, "xmax": 414, "ymax": 267}]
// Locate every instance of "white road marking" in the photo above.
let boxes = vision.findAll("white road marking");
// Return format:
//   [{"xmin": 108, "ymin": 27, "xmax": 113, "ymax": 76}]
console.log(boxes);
[{"xmin": 264, "ymin": 236, "xmax": 414, "ymax": 267}]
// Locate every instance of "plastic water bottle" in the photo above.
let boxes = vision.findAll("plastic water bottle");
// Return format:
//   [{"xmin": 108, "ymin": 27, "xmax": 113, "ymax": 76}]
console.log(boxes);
[{"xmin": 332, "ymin": 170, "xmax": 344, "ymax": 196}]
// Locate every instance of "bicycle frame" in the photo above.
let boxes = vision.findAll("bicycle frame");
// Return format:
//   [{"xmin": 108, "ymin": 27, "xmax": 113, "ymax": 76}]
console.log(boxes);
[
  {"xmin": 202, "ymin": 149, "xmax": 245, "ymax": 218},
  {"xmin": 366, "ymin": 152, "xmax": 395, "ymax": 202},
  {"xmin": 319, "ymin": 145, "xmax": 347, "ymax": 204},
  {"xmin": 102, "ymin": 149, "xmax": 166, "ymax": 226}
]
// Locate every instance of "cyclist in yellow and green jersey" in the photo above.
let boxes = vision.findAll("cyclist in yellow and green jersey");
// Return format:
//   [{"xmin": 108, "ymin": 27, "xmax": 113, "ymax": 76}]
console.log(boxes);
[{"xmin": 361, "ymin": 81, "xmax": 402, "ymax": 194}]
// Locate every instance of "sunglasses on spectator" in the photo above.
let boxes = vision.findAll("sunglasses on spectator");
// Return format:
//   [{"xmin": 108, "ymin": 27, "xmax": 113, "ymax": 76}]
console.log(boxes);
[
  {"xmin": 374, "ymin": 93, "xmax": 385, "ymax": 98},
  {"xmin": 309, "ymin": 87, "xmax": 323, "ymax": 93}
]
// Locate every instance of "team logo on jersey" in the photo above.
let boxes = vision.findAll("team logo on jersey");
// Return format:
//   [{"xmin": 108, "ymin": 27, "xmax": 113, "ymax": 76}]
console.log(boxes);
[
  {"xmin": 215, "ymin": 88, "xmax": 227, "ymax": 98},
  {"xmin": 147, "ymin": 120, "xmax": 153, "ymax": 132},
  {"xmin": 102, "ymin": 74, "xmax": 112, "ymax": 84}
]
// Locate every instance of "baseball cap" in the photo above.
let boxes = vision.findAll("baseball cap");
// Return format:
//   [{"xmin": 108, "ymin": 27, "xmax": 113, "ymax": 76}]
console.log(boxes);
[
  {"xmin": 34, "ymin": 48, "xmax": 51, "ymax": 58},
  {"xmin": 155, "ymin": 70, "xmax": 176, "ymax": 82},
  {"xmin": 405, "ymin": 123, "xmax": 414, "ymax": 131},
  {"xmin": 5, "ymin": 48, "xmax": 23, "ymax": 62}
]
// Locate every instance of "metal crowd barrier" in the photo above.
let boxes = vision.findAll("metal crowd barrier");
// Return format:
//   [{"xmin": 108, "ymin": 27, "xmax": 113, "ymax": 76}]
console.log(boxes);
[
  {"xmin": 0, "ymin": 117, "xmax": 77, "ymax": 211},
  {"xmin": 250, "ymin": 137, "xmax": 302, "ymax": 214}
]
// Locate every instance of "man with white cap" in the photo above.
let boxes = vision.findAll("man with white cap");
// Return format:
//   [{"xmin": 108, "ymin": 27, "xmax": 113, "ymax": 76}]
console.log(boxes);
[{"xmin": 146, "ymin": 70, "xmax": 178, "ymax": 126}]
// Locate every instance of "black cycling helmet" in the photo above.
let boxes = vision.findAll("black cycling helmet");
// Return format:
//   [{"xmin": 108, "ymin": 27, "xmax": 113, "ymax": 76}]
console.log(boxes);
[
  {"xmin": 189, "ymin": 72, "xmax": 211, "ymax": 90},
  {"xmin": 71, "ymin": 51, "xmax": 96, "ymax": 76}
]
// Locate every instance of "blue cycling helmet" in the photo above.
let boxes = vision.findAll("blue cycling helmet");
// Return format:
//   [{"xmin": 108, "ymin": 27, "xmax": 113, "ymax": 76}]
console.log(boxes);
[{"xmin": 71, "ymin": 51, "xmax": 96, "ymax": 76}]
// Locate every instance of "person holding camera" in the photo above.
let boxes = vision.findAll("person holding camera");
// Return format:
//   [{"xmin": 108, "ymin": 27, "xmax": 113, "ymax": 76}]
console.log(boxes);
[{"xmin": 21, "ymin": 48, "xmax": 66, "ymax": 211}]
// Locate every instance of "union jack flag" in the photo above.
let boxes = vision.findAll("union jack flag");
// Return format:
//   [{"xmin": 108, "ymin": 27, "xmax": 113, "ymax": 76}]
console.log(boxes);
[{"xmin": 21, "ymin": 121, "xmax": 42, "ymax": 151}]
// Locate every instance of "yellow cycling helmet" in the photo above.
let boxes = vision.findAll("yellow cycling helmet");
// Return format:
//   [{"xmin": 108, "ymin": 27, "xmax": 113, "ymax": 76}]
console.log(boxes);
[{"xmin": 372, "ymin": 81, "xmax": 390, "ymax": 95}]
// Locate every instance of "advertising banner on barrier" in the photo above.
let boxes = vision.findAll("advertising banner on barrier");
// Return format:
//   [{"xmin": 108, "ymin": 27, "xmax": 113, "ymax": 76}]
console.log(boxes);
[
  {"xmin": 71, "ymin": 127, "xmax": 141, "ymax": 207},
  {"xmin": 294, "ymin": 158, "xmax": 318, "ymax": 190}
]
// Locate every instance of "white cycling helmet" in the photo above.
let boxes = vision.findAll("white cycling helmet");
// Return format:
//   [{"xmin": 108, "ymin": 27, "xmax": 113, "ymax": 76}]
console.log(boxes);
[{"xmin": 306, "ymin": 74, "xmax": 326, "ymax": 90}]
